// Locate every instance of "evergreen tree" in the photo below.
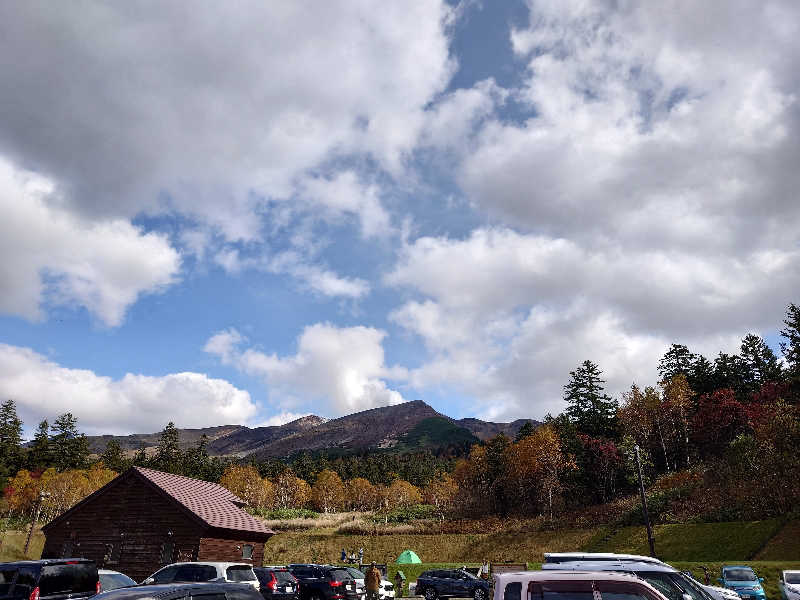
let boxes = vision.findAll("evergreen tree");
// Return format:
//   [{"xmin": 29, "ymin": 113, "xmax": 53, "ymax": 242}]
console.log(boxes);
[
  {"xmin": 100, "ymin": 439, "xmax": 128, "ymax": 472},
  {"xmin": 27, "ymin": 419, "xmax": 51, "ymax": 470},
  {"xmin": 515, "ymin": 421, "xmax": 536, "ymax": 442},
  {"xmin": 564, "ymin": 360, "xmax": 618, "ymax": 438},
  {"xmin": 153, "ymin": 422, "xmax": 182, "ymax": 473},
  {"xmin": 132, "ymin": 441, "xmax": 149, "ymax": 466},
  {"xmin": 740, "ymin": 333, "xmax": 783, "ymax": 394},
  {"xmin": 51, "ymin": 412, "xmax": 89, "ymax": 471},
  {"xmin": 658, "ymin": 344, "xmax": 695, "ymax": 382},
  {"xmin": 183, "ymin": 434, "xmax": 211, "ymax": 479},
  {"xmin": 713, "ymin": 352, "xmax": 747, "ymax": 398},
  {"xmin": 780, "ymin": 303, "xmax": 800, "ymax": 383},
  {"xmin": 0, "ymin": 399, "xmax": 24, "ymax": 485},
  {"xmin": 688, "ymin": 354, "xmax": 716, "ymax": 398}
]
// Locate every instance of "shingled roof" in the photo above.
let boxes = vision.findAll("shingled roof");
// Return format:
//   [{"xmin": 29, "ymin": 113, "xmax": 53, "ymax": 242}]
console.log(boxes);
[
  {"xmin": 133, "ymin": 467, "xmax": 273, "ymax": 535},
  {"xmin": 43, "ymin": 466, "xmax": 273, "ymax": 538}
]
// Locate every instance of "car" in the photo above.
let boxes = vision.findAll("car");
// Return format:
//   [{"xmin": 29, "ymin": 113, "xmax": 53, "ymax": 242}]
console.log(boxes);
[
  {"xmin": 0, "ymin": 558, "xmax": 99, "ymax": 600},
  {"xmin": 542, "ymin": 552, "xmax": 716, "ymax": 600},
  {"xmin": 679, "ymin": 570, "xmax": 742, "ymax": 600},
  {"xmin": 377, "ymin": 579, "xmax": 394, "ymax": 600},
  {"xmin": 287, "ymin": 564, "xmax": 364, "ymax": 600},
  {"xmin": 493, "ymin": 570, "xmax": 669, "ymax": 600},
  {"xmin": 142, "ymin": 563, "xmax": 259, "ymax": 589},
  {"xmin": 99, "ymin": 570, "xmax": 138, "ymax": 592},
  {"xmin": 415, "ymin": 568, "xmax": 490, "ymax": 600},
  {"xmin": 254, "ymin": 567, "xmax": 298, "ymax": 600},
  {"xmin": 779, "ymin": 571, "xmax": 800, "ymax": 600},
  {"xmin": 718, "ymin": 567, "xmax": 767, "ymax": 600},
  {"xmin": 94, "ymin": 581, "xmax": 263, "ymax": 600}
]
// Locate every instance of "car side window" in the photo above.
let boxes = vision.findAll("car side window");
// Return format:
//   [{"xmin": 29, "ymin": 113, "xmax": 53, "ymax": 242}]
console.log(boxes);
[
  {"xmin": 529, "ymin": 580, "xmax": 594, "ymax": 600},
  {"xmin": 595, "ymin": 580, "xmax": 661, "ymax": 600},
  {"xmin": 1, "ymin": 569, "xmax": 18, "ymax": 596},
  {"xmin": 153, "ymin": 566, "xmax": 180, "ymax": 584},
  {"xmin": 10, "ymin": 568, "xmax": 37, "ymax": 600},
  {"xmin": 505, "ymin": 582, "xmax": 522, "ymax": 600}
]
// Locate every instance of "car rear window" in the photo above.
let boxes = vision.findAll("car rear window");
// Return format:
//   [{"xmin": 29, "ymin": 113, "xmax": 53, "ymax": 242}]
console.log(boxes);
[
  {"xmin": 99, "ymin": 573, "xmax": 136, "ymax": 591},
  {"xmin": 39, "ymin": 563, "xmax": 98, "ymax": 596},
  {"xmin": 227, "ymin": 567, "xmax": 256, "ymax": 582},
  {"xmin": 786, "ymin": 574, "xmax": 800, "ymax": 585},
  {"xmin": 328, "ymin": 570, "xmax": 352, "ymax": 582},
  {"xmin": 275, "ymin": 572, "xmax": 296, "ymax": 585}
]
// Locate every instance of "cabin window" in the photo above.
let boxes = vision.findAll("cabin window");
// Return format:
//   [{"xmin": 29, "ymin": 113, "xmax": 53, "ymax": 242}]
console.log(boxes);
[
  {"xmin": 160, "ymin": 540, "xmax": 175, "ymax": 564},
  {"xmin": 242, "ymin": 544, "xmax": 254, "ymax": 560}
]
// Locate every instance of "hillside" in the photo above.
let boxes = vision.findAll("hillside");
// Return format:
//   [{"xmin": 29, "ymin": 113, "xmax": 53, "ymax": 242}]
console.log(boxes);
[{"xmin": 86, "ymin": 400, "xmax": 540, "ymax": 459}]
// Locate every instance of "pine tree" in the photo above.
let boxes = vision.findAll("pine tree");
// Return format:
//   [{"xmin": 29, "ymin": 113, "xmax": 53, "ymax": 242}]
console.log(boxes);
[
  {"xmin": 153, "ymin": 422, "xmax": 182, "ymax": 473},
  {"xmin": 688, "ymin": 354, "xmax": 716, "ymax": 398},
  {"xmin": 27, "ymin": 419, "xmax": 51, "ymax": 470},
  {"xmin": 564, "ymin": 360, "xmax": 619, "ymax": 438},
  {"xmin": 514, "ymin": 421, "xmax": 536, "ymax": 442},
  {"xmin": 740, "ymin": 333, "xmax": 783, "ymax": 393},
  {"xmin": 51, "ymin": 413, "xmax": 89, "ymax": 471},
  {"xmin": 780, "ymin": 303, "xmax": 800, "ymax": 381},
  {"xmin": 0, "ymin": 399, "xmax": 24, "ymax": 485},
  {"xmin": 713, "ymin": 352, "xmax": 747, "ymax": 398},
  {"xmin": 100, "ymin": 439, "xmax": 128, "ymax": 472},
  {"xmin": 658, "ymin": 344, "xmax": 695, "ymax": 382}
]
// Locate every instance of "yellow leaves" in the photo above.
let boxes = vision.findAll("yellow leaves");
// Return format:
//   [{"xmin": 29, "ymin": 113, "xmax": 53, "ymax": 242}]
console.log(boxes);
[
  {"xmin": 311, "ymin": 469, "xmax": 345, "ymax": 513},
  {"xmin": 422, "ymin": 474, "xmax": 458, "ymax": 515},
  {"xmin": 385, "ymin": 479, "xmax": 422, "ymax": 509},
  {"xmin": 274, "ymin": 471, "xmax": 311, "ymax": 509},
  {"xmin": 220, "ymin": 465, "xmax": 276, "ymax": 510},
  {"xmin": 346, "ymin": 477, "xmax": 379, "ymax": 511}
]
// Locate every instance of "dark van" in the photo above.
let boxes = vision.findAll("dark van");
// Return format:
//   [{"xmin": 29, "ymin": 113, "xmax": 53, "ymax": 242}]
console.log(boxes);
[{"xmin": 0, "ymin": 559, "xmax": 99, "ymax": 600}]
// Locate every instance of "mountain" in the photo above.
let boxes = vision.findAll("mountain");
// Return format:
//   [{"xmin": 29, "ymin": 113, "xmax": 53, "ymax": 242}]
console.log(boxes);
[{"xmin": 86, "ymin": 400, "xmax": 541, "ymax": 459}]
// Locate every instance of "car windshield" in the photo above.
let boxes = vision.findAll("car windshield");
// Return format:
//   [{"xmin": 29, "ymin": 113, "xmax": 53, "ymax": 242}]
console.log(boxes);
[
  {"xmin": 227, "ymin": 567, "xmax": 257, "ymax": 582},
  {"xmin": 725, "ymin": 570, "xmax": 757, "ymax": 582},
  {"xmin": 785, "ymin": 574, "xmax": 800, "ymax": 584},
  {"xmin": 460, "ymin": 571, "xmax": 479, "ymax": 580},
  {"xmin": 99, "ymin": 573, "xmax": 137, "ymax": 591}
]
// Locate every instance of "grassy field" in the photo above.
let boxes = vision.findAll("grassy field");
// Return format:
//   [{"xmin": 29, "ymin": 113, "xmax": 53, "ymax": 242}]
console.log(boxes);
[
  {"xmin": 754, "ymin": 519, "xmax": 800, "ymax": 560},
  {"xmin": 676, "ymin": 561, "xmax": 800, "ymax": 600},
  {"xmin": 0, "ymin": 528, "xmax": 44, "ymax": 562},
  {"xmin": 588, "ymin": 520, "xmax": 785, "ymax": 561}
]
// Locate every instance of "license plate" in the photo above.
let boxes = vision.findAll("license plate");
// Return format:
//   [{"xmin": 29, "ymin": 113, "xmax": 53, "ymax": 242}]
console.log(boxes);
[{"xmin": 285, "ymin": 587, "xmax": 293, "ymax": 593}]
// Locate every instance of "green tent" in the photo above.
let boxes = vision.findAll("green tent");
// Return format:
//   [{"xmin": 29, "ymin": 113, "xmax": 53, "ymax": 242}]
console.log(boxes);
[{"xmin": 396, "ymin": 549, "xmax": 422, "ymax": 564}]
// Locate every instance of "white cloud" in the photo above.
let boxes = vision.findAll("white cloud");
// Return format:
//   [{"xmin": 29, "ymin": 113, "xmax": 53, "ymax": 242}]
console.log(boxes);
[
  {"xmin": 0, "ymin": 2, "xmax": 455, "ymax": 241},
  {"xmin": 205, "ymin": 324, "xmax": 405, "ymax": 415},
  {"xmin": 0, "ymin": 156, "xmax": 180, "ymax": 326},
  {"xmin": 0, "ymin": 343, "xmax": 257, "ymax": 434},
  {"xmin": 254, "ymin": 412, "xmax": 312, "ymax": 428},
  {"xmin": 388, "ymin": 227, "xmax": 796, "ymax": 420}
]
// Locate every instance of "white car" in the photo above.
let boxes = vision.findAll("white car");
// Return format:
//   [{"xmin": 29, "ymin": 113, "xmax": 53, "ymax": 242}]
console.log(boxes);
[
  {"xmin": 379, "ymin": 578, "xmax": 395, "ymax": 599},
  {"xmin": 142, "ymin": 562, "xmax": 260, "ymax": 588},
  {"xmin": 780, "ymin": 571, "xmax": 800, "ymax": 600},
  {"xmin": 680, "ymin": 571, "xmax": 742, "ymax": 600}
]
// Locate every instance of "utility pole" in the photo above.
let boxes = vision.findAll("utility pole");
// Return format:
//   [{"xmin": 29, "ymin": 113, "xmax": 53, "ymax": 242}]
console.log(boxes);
[
  {"xmin": 634, "ymin": 445, "xmax": 656, "ymax": 558},
  {"xmin": 24, "ymin": 490, "xmax": 50, "ymax": 556}
]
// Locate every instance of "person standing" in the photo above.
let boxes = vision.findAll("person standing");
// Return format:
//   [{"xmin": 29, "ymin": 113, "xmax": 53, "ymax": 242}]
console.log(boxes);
[
  {"xmin": 365, "ymin": 561, "xmax": 381, "ymax": 600},
  {"xmin": 394, "ymin": 572, "xmax": 404, "ymax": 598},
  {"xmin": 359, "ymin": 547, "xmax": 364, "ymax": 565},
  {"xmin": 341, "ymin": 548, "xmax": 347, "ymax": 563},
  {"xmin": 480, "ymin": 559, "xmax": 489, "ymax": 579}
]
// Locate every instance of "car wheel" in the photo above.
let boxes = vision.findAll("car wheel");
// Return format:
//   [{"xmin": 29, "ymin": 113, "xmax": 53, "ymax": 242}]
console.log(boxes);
[
  {"xmin": 474, "ymin": 589, "xmax": 487, "ymax": 600},
  {"xmin": 424, "ymin": 589, "xmax": 438, "ymax": 600}
]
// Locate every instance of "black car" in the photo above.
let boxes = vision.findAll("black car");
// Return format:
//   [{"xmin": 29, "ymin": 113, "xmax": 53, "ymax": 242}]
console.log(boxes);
[
  {"xmin": 286, "ymin": 565, "xmax": 363, "ymax": 600},
  {"xmin": 415, "ymin": 569, "xmax": 490, "ymax": 600},
  {"xmin": 94, "ymin": 582, "xmax": 262, "ymax": 600},
  {"xmin": 253, "ymin": 569, "xmax": 298, "ymax": 600},
  {"xmin": 0, "ymin": 559, "xmax": 99, "ymax": 600}
]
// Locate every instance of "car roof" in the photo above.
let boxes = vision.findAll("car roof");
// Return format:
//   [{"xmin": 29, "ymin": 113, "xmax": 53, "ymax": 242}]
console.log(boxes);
[
  {"xmin": 723, "ymin": 566, "xmax": 753, "ymax": 571},
  {"xmin": 495, "ymin": 572, "xmax": 643, "ymax": 585},
  {"xmin": 97, "ymin": 582, "xmax": 255, "ymax": 599},
  {"xmin": 783, "ymin": 570, "xmax": 800, "ymax": 574},
  {"xmin": 542, "ymin": 561, "xmax": 677, "ymax": 574},
  {"xmin": 1, "ymin": 559, "xmax": 95, "ymax": 567},
  {"xmin": 544, "ymin": 554, "xmax": 667, "ymax": 566}
]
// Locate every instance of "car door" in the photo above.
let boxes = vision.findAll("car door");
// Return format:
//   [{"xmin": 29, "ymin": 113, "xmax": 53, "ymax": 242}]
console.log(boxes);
[
  {"xmin": 9, "ymin": 568, "xmax": 37, "ymax": 600},
  {"xmin": 0, "ymin": 567, "xmax": 19, "ymax": 599}
]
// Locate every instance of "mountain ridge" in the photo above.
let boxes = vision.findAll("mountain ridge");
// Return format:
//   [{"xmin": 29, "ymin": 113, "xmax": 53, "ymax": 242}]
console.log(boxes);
[{"xmin": 86, "ymin": 400, "xmax": 540, "ymax": 458}]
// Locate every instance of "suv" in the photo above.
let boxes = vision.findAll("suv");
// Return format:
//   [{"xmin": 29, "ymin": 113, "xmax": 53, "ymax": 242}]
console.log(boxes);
[
  {"xmin": 0, "ymin": 559, "xmax": 99, "ymax": 600},
  {"xmin": 142, "ymin": 564, "xmax": 258, "ymax": 589},
  {"xmin": 542, "ymin": 553, "xmax": 714, "ymax": 600},
  {"xmin": 95, "ymin": 581, "xmax": 263, "ymax": 600},
  {"xmin": 493, "ymin": 571, "xmax": 668, "ymax": 600},
  {"xmin": 253, "ymin": 568, "xmax": 298, "ymax": 600},
  {"xmin": 287, "ymin": 565, "xmax": 363, "ymax": 600},
  {"xmin": 415, "ymin": 569, "xmax": 490, "ymax": 600}
]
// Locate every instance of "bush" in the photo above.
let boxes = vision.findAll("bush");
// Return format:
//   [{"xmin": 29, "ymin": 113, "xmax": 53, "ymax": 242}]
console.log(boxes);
[
  {"xmin": 253, "ymin": 507, "xmax": 320, "ymax": 519},
  {"xmin": 369, "ymin": 504, "xmax": 437, "ymax": 523}
]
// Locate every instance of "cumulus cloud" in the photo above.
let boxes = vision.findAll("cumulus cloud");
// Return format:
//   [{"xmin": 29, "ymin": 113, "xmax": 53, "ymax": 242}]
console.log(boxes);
[
  {"xmin": 388, "ymin": 228, "xmax": 794, "ymax": 419},
  {"xmin": 0, "ymin": 343, "xmax": 257, "ymax": 434},
  {"xmin": 205, "ymin": 324, "xmax": 405, "ymax": 415},
  {"xmin": 0, "ymin": 156, "xmax": 180, "ymax": 326},
  {"xmin": 0, "ymin": 1, "xmax": 454, "ymax": 240}
]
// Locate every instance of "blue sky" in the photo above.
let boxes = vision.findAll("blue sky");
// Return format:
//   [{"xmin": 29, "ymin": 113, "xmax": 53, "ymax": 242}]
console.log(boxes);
[{"xmin": 1, "ymin": 0, "xmax": 799, "ymax": 436}]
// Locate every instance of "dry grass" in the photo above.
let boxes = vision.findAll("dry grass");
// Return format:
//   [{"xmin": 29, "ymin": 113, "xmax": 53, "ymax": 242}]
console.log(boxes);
[
  {"xmin": 262, "ymin": 512, "xmax": 363, "ymax": 531},
  {"xmin": 335, "ymin": 520, "xmax": 420, "ymax": 535},
  {"xmin": 0, "ymin": 529, "xmax": 45, "ymax": 561}
]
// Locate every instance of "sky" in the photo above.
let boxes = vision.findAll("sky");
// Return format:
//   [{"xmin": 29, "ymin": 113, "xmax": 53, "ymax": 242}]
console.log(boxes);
[{"xmin": 1, "ymin": 0, "xmax": 799, "ymax": 436}]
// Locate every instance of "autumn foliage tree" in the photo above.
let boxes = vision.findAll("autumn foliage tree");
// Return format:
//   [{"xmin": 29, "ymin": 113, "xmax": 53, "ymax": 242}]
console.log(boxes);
[
  {"xmin": 346, "ymin": 477, "xmax": 379, "ymax": 511},
  {"xmin": 423, "ymin": 474, "xmax": 458, "ymax": 519},
  {"xmin": 311, "ymin": 469, "xmax": 345, "ymax": 513}
]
